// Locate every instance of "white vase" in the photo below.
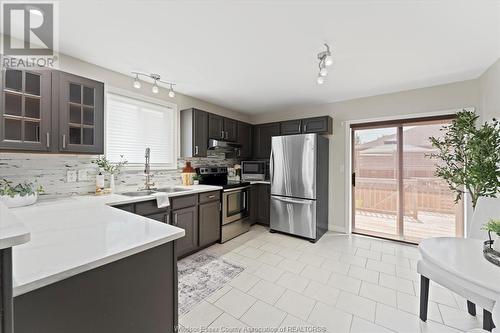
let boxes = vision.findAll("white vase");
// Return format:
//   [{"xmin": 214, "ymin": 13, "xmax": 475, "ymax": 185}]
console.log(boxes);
[
  {"xmin": 0, "ymin": 193, "xmax": 38, "ymax": 208},
  {"xmin": 110, "ymin": 175, "xmax": 116, "ymax": 193},
  {"xmin": 493, "ymin": 233, "xmax": 500, "ymax": 253}
]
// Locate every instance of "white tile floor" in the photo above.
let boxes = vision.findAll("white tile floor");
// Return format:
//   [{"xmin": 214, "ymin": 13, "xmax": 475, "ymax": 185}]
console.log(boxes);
[{"xmin": 179, "ymin": 225, "xmax": 484, "ymax": 332}]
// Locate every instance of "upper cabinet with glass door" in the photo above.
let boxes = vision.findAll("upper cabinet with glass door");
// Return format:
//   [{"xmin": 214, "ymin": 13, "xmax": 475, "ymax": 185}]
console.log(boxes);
[
  {"xmin": 55, "ymin": 71, "xmax": 104, "ymax": 154},
  {"xmin": 0, "ymin": 69, "xmax": 52, "ymax": 151}
]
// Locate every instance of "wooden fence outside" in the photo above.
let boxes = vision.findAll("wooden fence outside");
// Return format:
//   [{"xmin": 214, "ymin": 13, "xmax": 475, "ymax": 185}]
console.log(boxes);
[{"xmin": 355, "ymin": 177, "xmax": 456, "ymax": 219}]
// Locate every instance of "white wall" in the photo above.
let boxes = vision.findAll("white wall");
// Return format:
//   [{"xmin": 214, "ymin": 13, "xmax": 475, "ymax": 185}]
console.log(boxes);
[
  {"xmin": 479, "ymin": 58, "xmax": 500, "ymax": 123},
  {"xmin": 250, "ymin": 80, "xmax": 480, "ymax": 232},
  {"xmin": 57, "ymin": 54, "xmax": 252, "ymax": 123}
]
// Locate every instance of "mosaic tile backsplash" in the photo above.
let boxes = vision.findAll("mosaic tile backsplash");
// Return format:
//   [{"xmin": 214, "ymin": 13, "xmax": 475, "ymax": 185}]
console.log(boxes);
[{"xmin": 0, "ymin": 153, "xmax": 239, "ymax": 198}]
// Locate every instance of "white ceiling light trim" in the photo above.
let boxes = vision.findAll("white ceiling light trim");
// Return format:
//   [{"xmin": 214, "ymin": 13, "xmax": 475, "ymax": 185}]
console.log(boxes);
[
  {"xmin": 132, "ymin": 71, "xmax": 176, "ymax": 97},
  {"xmin": 316, "ymin": 43, "xmax": 333, "ymax": 85}
]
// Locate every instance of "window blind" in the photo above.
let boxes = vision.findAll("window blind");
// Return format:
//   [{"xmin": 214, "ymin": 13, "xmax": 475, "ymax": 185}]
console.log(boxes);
[{"xmin": 106, "ymin": 92, "xmax": 177, "ymax": 167}]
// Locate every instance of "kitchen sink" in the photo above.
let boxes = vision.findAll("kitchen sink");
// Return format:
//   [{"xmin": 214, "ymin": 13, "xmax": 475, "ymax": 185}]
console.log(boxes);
[
  {"xmin": 155, "ymin": 187, "xmax": 189, "ymax": 193},
  {"xmin": 120, "ymin": 190, "xmax": 157, "ymax": 197}
]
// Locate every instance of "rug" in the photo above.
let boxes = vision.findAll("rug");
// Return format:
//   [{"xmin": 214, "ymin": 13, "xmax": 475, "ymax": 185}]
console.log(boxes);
[{"xmin": 178, "ymin": 252, "xmax": 244, "ymax": 315}]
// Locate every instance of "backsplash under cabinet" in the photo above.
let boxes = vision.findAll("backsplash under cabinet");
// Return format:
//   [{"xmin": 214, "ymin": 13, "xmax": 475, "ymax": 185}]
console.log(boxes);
[{"xmin": 0, "ymin": 153, "xmax": 238, "ymax": 198}]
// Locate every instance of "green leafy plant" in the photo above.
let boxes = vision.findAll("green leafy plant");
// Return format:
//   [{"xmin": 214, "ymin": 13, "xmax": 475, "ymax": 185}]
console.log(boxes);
[
  {"xmin": 92, "ymin": 155, "xmax": 128, "ymax": 175},
  {"xmin": 482, "ymin": 219, "xmax": 500, "ymax": 236},
  {"xmin": 0, "ymin": 179, "xmax": 44, "ymax": 198},
  {"xmin": 428, "ymin": 110, "xmax": 500, "ymax": 210},
  {"xmin": 192, "ymin": 174, "xmax": 200, "ymax": 181}
]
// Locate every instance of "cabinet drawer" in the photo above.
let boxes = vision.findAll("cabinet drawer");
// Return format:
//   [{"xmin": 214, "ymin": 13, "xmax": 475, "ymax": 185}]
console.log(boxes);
[
  {"xmin": 135, "ymin": 200, "xmax": 168, "ymax": 215},
  {"xmin": 170, "ymin": 194, "xmax": 197, "ymax": 210},
  {"xmin": 199, "ymin": 191, "xmax": 220, "ymax": 203}
]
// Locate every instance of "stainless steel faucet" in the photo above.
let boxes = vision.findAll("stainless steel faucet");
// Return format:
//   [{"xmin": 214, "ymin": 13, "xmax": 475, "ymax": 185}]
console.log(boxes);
[{"xmin": 143, "ymin": 147, "xmax": 155, "ymax": 190}]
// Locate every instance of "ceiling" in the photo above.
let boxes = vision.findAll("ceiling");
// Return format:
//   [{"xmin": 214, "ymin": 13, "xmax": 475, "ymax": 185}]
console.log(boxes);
[{"xmin": 54, "ymin": 0, "xmax": 499, "ymax": 114}]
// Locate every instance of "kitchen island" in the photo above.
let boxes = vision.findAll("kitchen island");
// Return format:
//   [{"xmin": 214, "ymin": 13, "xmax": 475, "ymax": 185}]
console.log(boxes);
[{"xmin": 5, "ymin": 185, "xmax": 220, "ymax": 333}]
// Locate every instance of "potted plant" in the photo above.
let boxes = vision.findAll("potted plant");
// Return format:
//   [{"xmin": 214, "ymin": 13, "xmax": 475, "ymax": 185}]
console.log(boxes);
[
  {"xmin": 0, "ymin": 179, "xmax": 44, "ymax": 208},
  {"xmin": 482, "ymin": 219, "xmax": 500, "ymax": 253},
  {"xmin": 429, "ymin": 110, "xmax": 500, "ymax": 210},
  {"xmin": 192, "ymin": 174, "xmax": 200, "ymax": 185},
  {"xmin": 92, "ymin": 155, "xmax": 128, "ymax": 192}
]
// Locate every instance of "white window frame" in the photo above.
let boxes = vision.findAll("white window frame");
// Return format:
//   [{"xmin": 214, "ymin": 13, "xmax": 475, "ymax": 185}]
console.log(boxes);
[{"xmin": 104, "ymin": 86, "xmax": 179, "ymax": 170}]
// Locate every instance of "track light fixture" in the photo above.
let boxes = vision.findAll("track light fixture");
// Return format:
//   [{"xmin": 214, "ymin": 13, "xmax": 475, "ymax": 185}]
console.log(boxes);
[
  {"xmin": 131, "ymin": 72, "xmax": 176, "ymax": 97},
  {"xmin": 316, "ymin": 43, "xmax": 333, "ymax": 84}
]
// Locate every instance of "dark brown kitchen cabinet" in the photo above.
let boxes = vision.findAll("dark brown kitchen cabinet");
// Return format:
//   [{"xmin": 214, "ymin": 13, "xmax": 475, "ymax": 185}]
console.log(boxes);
[
  {"xmin": 280, "ymin": 120, "xmax": 302, "ymax": 135},
  {"xmin": 208, "ymin": 113, "xmax": 224, "ymax": 140},
  {"xmin": 224, "ymin": 118, "xmax": 237, "ymax": 142},
  {"xmin": 55, "ymin": 71, "xmax": 104, "ymax": 154},
  {"xmin": 237, "ymin": 121, "xmax": 252, "ymax": 159},
  {"xmin": 252, "ymin": 122, "xmax": 280, "ymax": 159},
  {"xmin": 180, "ymin": 108, "xmax": 208, "ymax": 157},
  {"xmin": 0, "ymin": 69, "xmax": 52, "ymax": 151},
  {"xmin": 172, "ymin": 206, "xmax": 198, "ymax": 258},
  {"xmin": 257, "ymin": 184, "xmax": 271, "ymax": 226},
  {"xmin": 249, "ymin": 184, "xmax": 259, "ymax": 224},
  {"xmin": 302, "ymin": 116, "xmax": 332, "ymax": 134},
  {"xmin": 198, "ymin": 201, "xmax": 221, "ymax": 247},
  {"xmin": 208, "ymin": 114, "xmax": 238, "ymax": 142}
]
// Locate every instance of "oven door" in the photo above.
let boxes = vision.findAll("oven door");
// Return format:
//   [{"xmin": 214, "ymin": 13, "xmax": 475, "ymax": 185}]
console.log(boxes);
[{"xmin": 222, "ymin": 186, "xmax": 250, "ymax": 225}]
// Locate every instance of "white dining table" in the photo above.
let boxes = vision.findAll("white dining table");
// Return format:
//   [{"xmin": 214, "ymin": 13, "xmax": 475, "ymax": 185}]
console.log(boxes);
[{"xmin": 418, "ymin": 237, "xmax": 500, "ymax": 331}]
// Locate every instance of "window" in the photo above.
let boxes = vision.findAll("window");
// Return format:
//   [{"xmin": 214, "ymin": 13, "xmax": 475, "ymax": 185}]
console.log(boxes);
[{"xmin": 106, "ymin": 92, "xmax": 177, "ymax": 168}]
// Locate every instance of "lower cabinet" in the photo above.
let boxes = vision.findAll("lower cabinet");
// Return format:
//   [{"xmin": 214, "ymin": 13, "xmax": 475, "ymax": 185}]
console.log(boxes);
[
  {"xmin": 257, "ymin": 184, "xmax": 271, "ymax": 226},
  {"xmin": 249, "ymin": 184, "xmax": 270, "ymax": 226},
  {"xmin": 199, "ymin": 201, "xmax": 221, "ymax": 247},
  {"xmin": 113, "ymin": 190, "xmax": 222, "ymax": 259},
  {"xmin": 172, "ymin": 206, "xmax": 198, "ymax": 258},
  {"xmin": 170, "ymin": 191, "xmax": 221, "ymax": 258}
]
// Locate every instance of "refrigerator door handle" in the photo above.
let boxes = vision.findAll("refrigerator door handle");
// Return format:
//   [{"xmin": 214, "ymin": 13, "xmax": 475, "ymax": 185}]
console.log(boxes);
[
  {"xmin": 270, "ymin": 150, "xmax": 275, "ymax": 183},
  {"xmin": 273, "ymin": 196, "xmax": 313, "ymax": 205}
]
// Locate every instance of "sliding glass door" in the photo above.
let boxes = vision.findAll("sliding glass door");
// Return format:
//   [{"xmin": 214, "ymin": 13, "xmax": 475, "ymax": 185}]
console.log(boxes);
[{"xmin": 352, "ymin": 117, "xmax": 463, "ymax": 243}]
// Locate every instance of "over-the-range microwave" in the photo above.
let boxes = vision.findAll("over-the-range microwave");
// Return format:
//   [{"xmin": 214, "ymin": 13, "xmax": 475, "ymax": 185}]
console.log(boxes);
[{"xmin": 241, "ymin": 160, "xmax": 268, "ymax": 181}]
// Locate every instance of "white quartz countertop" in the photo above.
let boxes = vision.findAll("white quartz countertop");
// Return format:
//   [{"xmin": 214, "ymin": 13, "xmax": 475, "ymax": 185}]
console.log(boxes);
[
  {"xmin": 9, "ymin": 185, "xmax": 221, "ymax": 296},
  {"xmin": 0, "ymin": 202, "xmax": 30, "ymax": 250}
]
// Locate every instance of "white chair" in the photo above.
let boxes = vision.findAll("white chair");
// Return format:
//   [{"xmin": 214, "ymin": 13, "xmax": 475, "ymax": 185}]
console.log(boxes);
[{"xmin": 418, "ymin": 196, "xmax": 500, "ymax": 332}]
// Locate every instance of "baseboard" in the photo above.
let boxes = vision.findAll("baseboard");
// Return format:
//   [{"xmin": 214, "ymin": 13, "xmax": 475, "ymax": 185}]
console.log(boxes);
[{"xmin": 329, "ymin": 225, "xmax": 348, "ymax": 233}]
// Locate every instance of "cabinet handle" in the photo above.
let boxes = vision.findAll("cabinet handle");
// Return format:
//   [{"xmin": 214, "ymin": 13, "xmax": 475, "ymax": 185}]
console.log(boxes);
[
  {"xmin": 225, "ymin": 131, "xmax": 228, "ymax": 139},
  {"xmin": 166, "ymin": 214, "xmax": 170, "ymax": 224},
  {"xmin": 46, "ymin": 132, "xmax": 50, "ymax": 148},
  {"xmin": 220, "ymin": 130, "xmax": 224, "ymax": 139},
  {"xmin": 194, "ymin": 145, "xmax": 199, "ymax": 155},
  {"xmin": 174, "ymin": 213, "xmax": 178, "ymax": 224},
  {"xmin": 62, "ymin": 134, "xmax": 66, "ymax": 149},
  {"xmin": 304, "ymin": 124, "xmax": 307, "ymax": 132},
  {"xmin": 238, "ymin": 149, "xmax": 241, "ymax": 157},
  {"xmin": 208, "ymin": 195, "xmax": 215, "ymax": 199}
]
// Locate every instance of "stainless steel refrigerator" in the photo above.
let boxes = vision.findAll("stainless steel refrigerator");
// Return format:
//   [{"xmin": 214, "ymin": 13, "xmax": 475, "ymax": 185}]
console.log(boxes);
[{"xmin": 270, "ymin": 133, "xmax": 329, "ymax": 242}]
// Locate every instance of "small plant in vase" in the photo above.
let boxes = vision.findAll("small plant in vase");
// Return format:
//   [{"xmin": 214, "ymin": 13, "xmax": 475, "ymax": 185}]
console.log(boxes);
[
  {"xmin": 482, "ymin": 219, "xmax": 500, "ymax": 253},
  {"xmin": 192, "ymin": 174, "xmax": 200, "ymax": 185},
  {"xmin": 0, "ymin": 178, "xmax": 44, "ymax": 207},
  {"xmin": 92, "ymin": 155, "xmax": 128, "ymax": 192}
]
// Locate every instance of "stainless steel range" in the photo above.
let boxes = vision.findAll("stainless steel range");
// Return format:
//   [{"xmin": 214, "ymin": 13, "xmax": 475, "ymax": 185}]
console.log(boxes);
[{"xmin": 196, "ymin": 167, "xmax": 251, "ymax": 243}]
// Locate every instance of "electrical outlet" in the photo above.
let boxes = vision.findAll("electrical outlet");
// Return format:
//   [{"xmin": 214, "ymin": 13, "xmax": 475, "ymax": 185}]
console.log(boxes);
[
  {"xmin": 77, "ymin": 169, "xmax": 88, "ymax": 182},
  {"xmin": 67, "ymin": 170, "xmax": 77, "ymax": 183}
]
